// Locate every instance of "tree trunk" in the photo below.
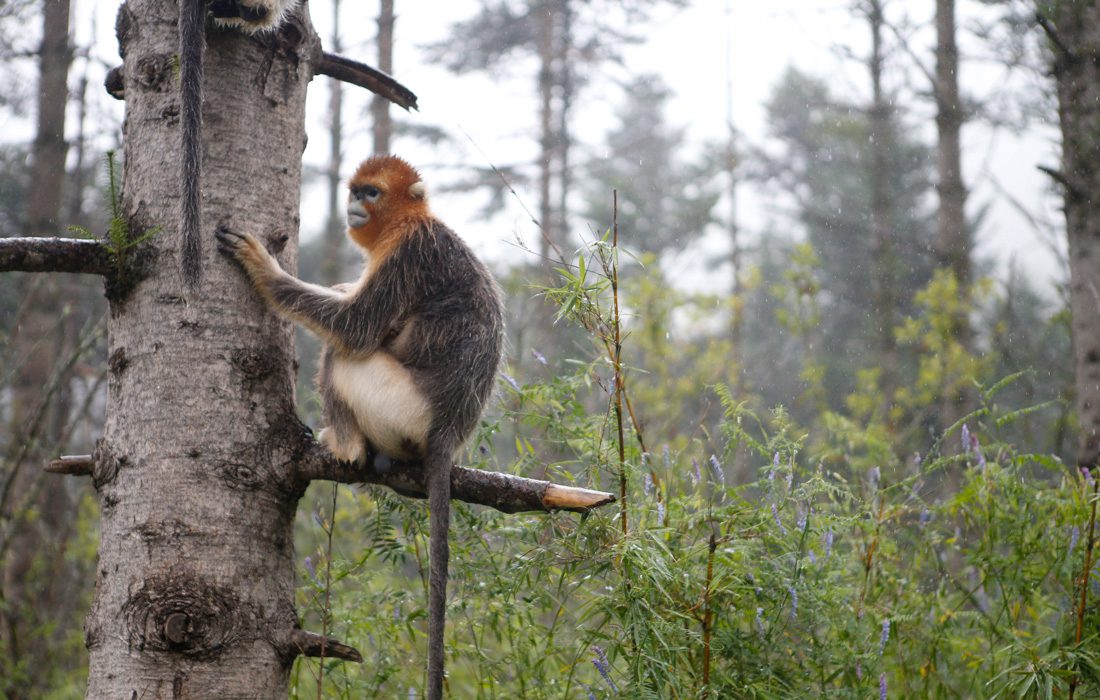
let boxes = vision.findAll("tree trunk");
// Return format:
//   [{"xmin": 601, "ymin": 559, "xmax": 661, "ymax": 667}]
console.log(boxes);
[
  {"xmin": 371, "ymin": 0, "xmax": 395, "ymax": 156},
  {"xmin": 866, "ymin": 0, "xmax": 898, "ymax": 418},
  {"xmin": 1046, "ymin": 1, "xmax": 1100, "ymax": 469},
  {"xmin": 536, "ymin": 0, "xmax": 556, "ymax": 260},
  {"xmin": 1, "ymin": 1, "xmax": 76, "ymax": 695},
  {"xmin": 934, "ymin": 0, "xmax": 968, "ymax": 286},
  {"xmin": 321, "ymin": 0, "xmax": 345, "ymax": 286},
  {"xmin": 26, "ymin": 0, "xmax": 72, "ymax": 236},
  {"xmin": 933, "ymin": 0, "xmax": 973, "ymax": 452},
  {"xmin": 85, "ymin": 2, "xmax": 320, "ymax": 695}
]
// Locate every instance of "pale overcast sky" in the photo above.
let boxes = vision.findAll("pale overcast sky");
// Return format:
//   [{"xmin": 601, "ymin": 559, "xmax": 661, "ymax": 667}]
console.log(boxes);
[{"xmin": 60, "ymin": 0, "xmax": 1066, "ymax": 294}]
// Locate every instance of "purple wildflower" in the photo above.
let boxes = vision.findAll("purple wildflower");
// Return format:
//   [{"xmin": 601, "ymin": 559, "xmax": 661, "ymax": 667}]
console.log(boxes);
[
  {"xmin": 408, "ymin": 687, "xmax": 417, "ymax": 700},
  {"xmin": 1083, "ymin": 467, "xmax": 1095, "ymax": 488},
  {"xmin": 1070, "ymin": 526, "xmax": 1080, "ymax": 554},
  {"xmin": 662, "ymin": 444, "xmax": 670, "ymax": 468},
  {"xmin": 531, "ymin": 348, "xmax": 548, "ymax": 365},
  {"xmin": 656, "ymin": 501, "xmax": 665, "ymax": 524},
  {"xmin": 691, "ymin": 458, "xmax": 702, "ymax": 485},
  {"xmin": 808, "ymin": 550, "xmax": 817, "ymax": 565},
  {"xmin": 879, "ymin": 672, "xmax": 887, "ymax": 700},
  {"xmin": 643, "ymin": 472, "xmax": 653, "ymax": 496},
  {"xmin": 585, "ymin": 686, "xmax": 598, "ymax": 700},
  {"xmin": 304, "ymin": 556, "xmax": 317, "ymax": 582},
  {"xmin": 501, "ymin": 372, "xmax": 521, "ymax": 392},
  {"xmin": 788, "ymin": 586, "xmax": 798, "ymax": 619},
  {"xmin": 785, "ymin": 469, "xmax": 793, "ymax": 490},
  {"xmin": 592, "ymin": 646, "xmax": 617, "ymax": 692},
  {"xmin": 771, "ymin": 503, "xmax": 787, "ymax": 534},
  {"xmin": 709, "ymin": 454, "xmax": 725, "ymax": 484},
  {"xmin": 773, "ymin": 451, "xmax": 781, "ymax": 467},
  {"xmin": 964, "ymin": 427, "xmax": 986, "ymax": 469},
  {"xmin": 919, "ymin": 508, "xmax": 931, "ymax": 526},
  {"xmin": 755, "ymin": 607, "xmax": 765, "ymax": 636},
  {"xmin": 961, "ymin": 423, "xmax": 971, "ymax": 453},
  {"xmin": 796, "ymin": 506, "xmax": 807, "ymax": 532},
  {"xmin": 879, "ymin": 618, "xmax": 890, "ymax": 655},
  {"xmin": 823, "ymin": 529, "xmax": 834, "ymax": 558}
]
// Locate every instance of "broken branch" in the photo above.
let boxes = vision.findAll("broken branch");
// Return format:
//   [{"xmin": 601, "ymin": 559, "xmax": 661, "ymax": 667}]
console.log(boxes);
[
  {"xmin": 45, "ymin": 455, "xmax": 94, "ymax": 475},
  {"xmin": 316, "ymin": 52, "xmax": 418, "ymax": 111},
  {"xmin": 276, "ymin": 628, "xmax": 363, "ymax": 663},
  {"xmin": 0, "ymin": 237, "xmax": 111, "ymax": 275},
  {"xmin": 297, "ymin": 442, "xmax": 615, "ymax": 514}
]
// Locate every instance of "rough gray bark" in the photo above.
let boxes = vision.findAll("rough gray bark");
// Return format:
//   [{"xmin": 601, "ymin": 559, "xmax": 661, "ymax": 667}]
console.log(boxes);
[
  {"xmin": 1044, "ymin": 2, "xmax": 1100, "ymax": 469},
  {"xmin": 85, "ymin": 2, "xmax": 321, "ymax": 695}
]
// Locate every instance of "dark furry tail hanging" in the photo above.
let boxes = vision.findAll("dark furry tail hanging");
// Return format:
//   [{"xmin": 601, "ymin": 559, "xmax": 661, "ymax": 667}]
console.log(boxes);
[
  {"xmin": 179, "ymin": 0, "xmax": 205, "ymax": 287},
  {"xmin": 426, "ymin": 447, "xmax": 452, "ymax": 700}
]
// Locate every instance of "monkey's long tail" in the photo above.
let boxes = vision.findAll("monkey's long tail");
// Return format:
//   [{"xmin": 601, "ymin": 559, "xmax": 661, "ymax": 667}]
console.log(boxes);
[
  {"xmin": 179, "ymin": 0, "xmax": 205, "ymax": 287},
  {"xmin": 426, "ymin": 447, "xmax": 452, "ymax": 700}
]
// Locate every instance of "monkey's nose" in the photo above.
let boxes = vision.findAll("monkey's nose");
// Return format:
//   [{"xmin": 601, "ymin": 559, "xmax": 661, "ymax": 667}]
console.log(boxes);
[{"xmin": 347, "ymin": 201, "xmax": 369, "ymax": 229}]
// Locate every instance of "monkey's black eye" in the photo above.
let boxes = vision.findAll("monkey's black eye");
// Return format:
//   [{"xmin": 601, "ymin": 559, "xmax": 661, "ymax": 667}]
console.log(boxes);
[{"xmin": 353, "ymin": 184, "xmax": 382, "ymax": 203}]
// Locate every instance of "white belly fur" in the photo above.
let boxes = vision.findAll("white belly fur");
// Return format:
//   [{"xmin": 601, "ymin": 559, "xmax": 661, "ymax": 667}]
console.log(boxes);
[{"xmin": 330, "ymin": 353, "xmax": 432, "ymax": 458}]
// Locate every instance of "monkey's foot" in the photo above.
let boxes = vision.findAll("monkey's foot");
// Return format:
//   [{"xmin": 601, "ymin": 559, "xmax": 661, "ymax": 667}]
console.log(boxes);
[{"xmin": 317, "ymin": 427, "xmax": 366, "ymax": 464}]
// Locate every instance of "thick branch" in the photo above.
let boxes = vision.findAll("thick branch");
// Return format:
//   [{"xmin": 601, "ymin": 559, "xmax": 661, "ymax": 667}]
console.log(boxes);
[
  {"xmin": 316, "ymin": 52, "xmax": 418, "ymax": 111},
  {"xmin": 275, "ymin": 628, "xmax": 363, "ymax": 663},
  {"xmin": 0, "ymin": 237, "xmax": 111, "ymax": 275},
  {"xmin": 297, "ymin": 442, "xmax": 615, "ymax": 514}
]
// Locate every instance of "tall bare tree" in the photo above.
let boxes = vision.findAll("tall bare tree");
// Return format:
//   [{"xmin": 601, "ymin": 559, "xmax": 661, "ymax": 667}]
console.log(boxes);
[
  {"xmin": 865, "ymin": 0, "xmax": 899, "ymax": 414},
  {"xmin": 933, "ymin": 0, "xmax": 974, "ymax": 444},
  {"xmin": 1, "ymin": 1, "xmax": 77, "ymax": 695},
  {"xmin": 320, "ymin": 0, "xmax": 345, "ymax": 286},
  {"xmin": 371, "ymin": 0, "xmax": 395, "ymax": 156},
  {"xmin": 1039, "ymin": 2, "xmax": 1100, "ymax": 470}
]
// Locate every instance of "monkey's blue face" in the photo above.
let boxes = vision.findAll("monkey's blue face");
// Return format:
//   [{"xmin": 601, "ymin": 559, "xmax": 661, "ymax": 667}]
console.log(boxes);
[{"xmin": 347, "ymin": 184, "xmax": 382, "ymax": 229}]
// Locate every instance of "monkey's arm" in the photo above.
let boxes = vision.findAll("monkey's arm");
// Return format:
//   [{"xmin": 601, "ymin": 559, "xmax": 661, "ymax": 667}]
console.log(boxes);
[{"xmin": 216, "ymin": 228, "xmax": 360, "ymax": 351}]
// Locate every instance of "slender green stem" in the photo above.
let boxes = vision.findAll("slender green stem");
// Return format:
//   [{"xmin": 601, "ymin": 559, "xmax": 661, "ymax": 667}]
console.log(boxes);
[{"xmin": 1069, "ymin": 475, "xmax": 1098, "ymax": 700}]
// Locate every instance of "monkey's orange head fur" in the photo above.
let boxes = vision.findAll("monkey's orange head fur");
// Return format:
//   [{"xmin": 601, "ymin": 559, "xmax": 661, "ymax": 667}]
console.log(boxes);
[{"xmin": 346, "ymin": 156, "xmax": 431, "ymax": 255}]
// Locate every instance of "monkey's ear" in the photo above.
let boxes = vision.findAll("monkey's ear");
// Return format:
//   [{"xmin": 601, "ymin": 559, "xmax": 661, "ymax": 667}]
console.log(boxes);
[{"xmin": 409, "ymin": 181, "xmax": 426, "ymax": 200}]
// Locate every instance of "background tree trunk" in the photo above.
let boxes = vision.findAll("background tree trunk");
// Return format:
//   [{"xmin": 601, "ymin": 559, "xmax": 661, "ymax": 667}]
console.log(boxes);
[
  {"xmin": 371, "ymin": 0, "xmax": 394, "ymax": 156},
  {"xmin": 321, "ymin": 0, "xmax": 345, "ymax": 286},
  {"xmin": 865, "ymin": 0, "xmax": 898, "ymax": 418},
  {"xmin": 1, "ymin": 1, "xmax": 77, "ymax": 695},
  {"xmin": 84, "ymin": 2, "xmax": 320, "ymax": 695},
  {"xmin": 934, "ymin": 0, "xmax": 973, "ymax": 445},
  {"xmin": 1046, "ymin": 1, "xmax": 1100, "ymax": 469}
]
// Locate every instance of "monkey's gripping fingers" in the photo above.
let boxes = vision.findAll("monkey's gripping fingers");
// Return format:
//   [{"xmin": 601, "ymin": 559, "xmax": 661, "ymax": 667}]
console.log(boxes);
[{"xmin": 215, "ymin": 225, "xmax": 280, "ymax": 282}]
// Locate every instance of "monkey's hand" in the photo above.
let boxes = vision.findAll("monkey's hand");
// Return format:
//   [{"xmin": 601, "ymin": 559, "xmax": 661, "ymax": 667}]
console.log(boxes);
[{"xmin": 215, "ymin": 226, "xmax": 282, "ymax": 287}]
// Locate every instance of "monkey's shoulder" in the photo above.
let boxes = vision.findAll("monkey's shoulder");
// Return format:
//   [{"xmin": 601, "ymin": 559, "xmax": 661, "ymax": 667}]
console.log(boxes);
[{"xmin": 379, "ymin": 220, "xmax": 497, "ymax": 295}]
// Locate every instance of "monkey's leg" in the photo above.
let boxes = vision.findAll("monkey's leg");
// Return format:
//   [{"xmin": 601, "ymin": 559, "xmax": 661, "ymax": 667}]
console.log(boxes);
[{"xmin": 315, "ymin": 348, "xmax": 369, "ymax": 464}]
